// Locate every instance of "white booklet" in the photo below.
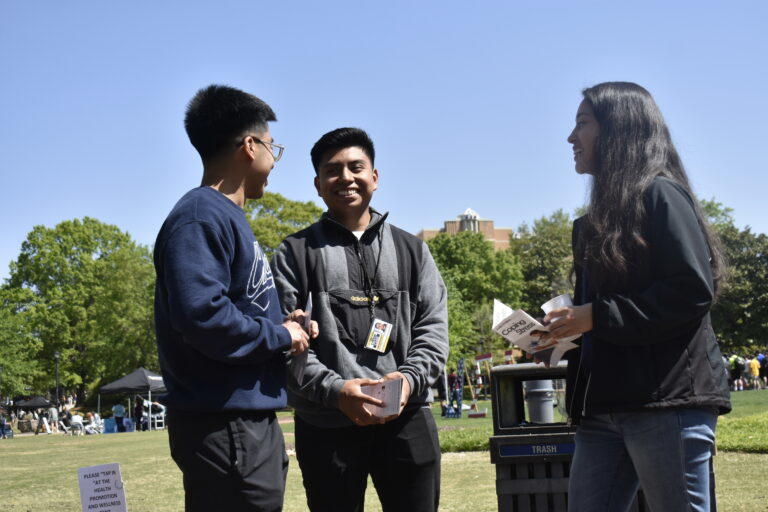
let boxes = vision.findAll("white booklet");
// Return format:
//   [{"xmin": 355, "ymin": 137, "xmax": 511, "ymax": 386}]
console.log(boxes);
[
  {"xmin": 492, "ymin": 295, "xmax": 579, "ymax": 366},
  {"xmin": 362, "ymin": 378, "xmax": 403, "ymax": 418}
]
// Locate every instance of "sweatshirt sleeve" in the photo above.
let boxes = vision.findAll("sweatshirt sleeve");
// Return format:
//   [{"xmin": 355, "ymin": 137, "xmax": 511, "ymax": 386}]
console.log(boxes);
[
  {"xmin": 398, "ymin": 243, "xmax": 449, "ymax": 397},
  {"xmin": 161, "ymin": 221, "xmax": 291, "ymax": 364},
  {"xmin": 591, "ymin": 180, "xmax": 715, "ymax": 346},
  {"xmin": 271, "ymin": 241, "xmax": 346, "ymax": 408}
]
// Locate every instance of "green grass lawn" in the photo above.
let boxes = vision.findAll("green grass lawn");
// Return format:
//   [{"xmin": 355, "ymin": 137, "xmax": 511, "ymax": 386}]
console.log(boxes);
[
  {"xmin": 2, "ymin": 390, "xmax": 767, "ymax": 511},
  {"xmin": 434, "ymin": 391, "xmax": 768, "ymax": 453},
  {"xmin": 1, "ymin": 432, "xmax": 767, "ymax": 511}
]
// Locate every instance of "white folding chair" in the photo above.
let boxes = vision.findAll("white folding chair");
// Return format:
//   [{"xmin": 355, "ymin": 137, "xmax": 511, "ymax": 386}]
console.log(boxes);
[{"xmin": 152, "ymin": 413, "xmax": 165, "ymax": 430}]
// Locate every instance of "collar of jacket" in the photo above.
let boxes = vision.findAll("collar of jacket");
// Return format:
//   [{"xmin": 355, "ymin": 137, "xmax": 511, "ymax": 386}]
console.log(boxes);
[{"xmin": 320, "ymin": 208, "xmax": 389, "ymax": 239}]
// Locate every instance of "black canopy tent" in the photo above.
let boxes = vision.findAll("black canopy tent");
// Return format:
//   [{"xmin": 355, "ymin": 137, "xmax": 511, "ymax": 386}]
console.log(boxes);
[
  {"xmin": 98, "ymin": 368, "xmax": 166, "ymax": 428},
  {"xmin": 15, "ymin": 396, "xmax": 54, "ymax": 409},
  {"xmin": 100, "ymin": 368, "xmax": 166, "ymax": 395}
]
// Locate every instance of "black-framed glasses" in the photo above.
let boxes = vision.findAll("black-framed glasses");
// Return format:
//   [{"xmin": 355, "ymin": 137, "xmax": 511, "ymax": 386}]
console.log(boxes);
[{"xmin": 240, "ymin": 135, "xmax": 284, "ymax": 162}]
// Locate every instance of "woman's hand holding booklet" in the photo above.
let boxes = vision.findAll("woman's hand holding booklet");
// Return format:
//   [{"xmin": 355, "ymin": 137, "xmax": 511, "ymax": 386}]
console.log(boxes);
[{"xmin": 491, "ymin": 294, "xmax": 580, "ymax": 366}]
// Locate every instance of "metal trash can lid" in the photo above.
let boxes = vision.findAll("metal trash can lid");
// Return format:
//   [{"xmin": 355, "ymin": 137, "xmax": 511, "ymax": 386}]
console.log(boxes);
[{"xmin": 490, "ymin": 361, "xmax": 568, "ymax": 379}]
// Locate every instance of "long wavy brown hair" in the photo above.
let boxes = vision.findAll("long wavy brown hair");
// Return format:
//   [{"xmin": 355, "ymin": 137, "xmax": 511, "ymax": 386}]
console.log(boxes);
[{"xmin": 579, "ymin": 82, "xmax": 725, "ymax": 296}]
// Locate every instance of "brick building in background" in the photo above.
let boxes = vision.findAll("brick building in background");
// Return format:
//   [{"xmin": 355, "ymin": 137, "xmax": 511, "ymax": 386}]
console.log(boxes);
[{"xmin": 416, "ymin": 208, "xmax": 514, "ymax": 250}]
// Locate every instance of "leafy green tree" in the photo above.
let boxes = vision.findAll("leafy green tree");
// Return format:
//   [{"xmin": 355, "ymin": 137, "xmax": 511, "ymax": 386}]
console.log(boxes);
[
  {"xmin": 428, "ymin": 231, "xmax": 523, "ymax": 307},
  {"xmin": 469, "ymin": 301, "xmax": 509, "ymax": 356},
  {"xmin": 697, "ymin": 198, "xmax": 768, "ymax": 353},
  {"xmin": 707, "ymin": 239, "xmax": 767, "ymax": 354},
  {"xmin": 443, "ymin": 275, "xmax": 476, "ymax": 368},
  {"xmin": 428, "ymin": 232, "xmax": 524, "ymax": 366},
  {"xmin": 7, "ymin": 217, "xmax": 157, "ymax": 402},
  {"xmin": 510, "ymin": 209, "xmax": 573, "ymax": 313},
  {"xmin": 700, "ymin": 198, "xmax": 735, "ymax": 227},
  {"xmin": 244, "ymin": 191, "xmax": 323, "ymax": 257},
  {"xmin": 0, "ymin": 287, "xmax": 42, "ymax": 397}
]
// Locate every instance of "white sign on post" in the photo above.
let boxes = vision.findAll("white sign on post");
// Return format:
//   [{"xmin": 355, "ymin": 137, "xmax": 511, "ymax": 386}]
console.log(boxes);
[{"xmin": 77, "ymin": 463, "xmax": 128, "ymax": 512}]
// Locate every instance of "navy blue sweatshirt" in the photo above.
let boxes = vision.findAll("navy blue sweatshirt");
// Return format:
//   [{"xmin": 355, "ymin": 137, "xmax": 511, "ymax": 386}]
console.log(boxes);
[{"xmin": 153, "ymin": 186, "xmax": 292, "ymax": 412}]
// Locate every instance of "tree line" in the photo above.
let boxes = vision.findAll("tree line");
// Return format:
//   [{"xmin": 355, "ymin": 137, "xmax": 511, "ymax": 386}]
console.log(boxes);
[{"xmin": 1, "ymin": 194, "xmax": 764, "ymax": 403}]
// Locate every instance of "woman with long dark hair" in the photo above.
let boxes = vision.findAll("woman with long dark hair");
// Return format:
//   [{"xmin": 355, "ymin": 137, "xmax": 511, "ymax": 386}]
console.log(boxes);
[{"xmin": 538, "ymin": 82, "xmax": 731, "ymax": 511}]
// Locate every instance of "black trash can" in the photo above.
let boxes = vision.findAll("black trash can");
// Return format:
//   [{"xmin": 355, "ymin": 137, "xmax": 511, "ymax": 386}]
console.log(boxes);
[{"xmin": 489, "ymin": 362, "xmax": 652, "ymax": 512}]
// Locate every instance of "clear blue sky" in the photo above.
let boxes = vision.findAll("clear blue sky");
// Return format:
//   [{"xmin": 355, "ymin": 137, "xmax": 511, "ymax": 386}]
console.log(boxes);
[{"xmin": 2, "ymin": 2, "xmax": 767, "ymax": 280}]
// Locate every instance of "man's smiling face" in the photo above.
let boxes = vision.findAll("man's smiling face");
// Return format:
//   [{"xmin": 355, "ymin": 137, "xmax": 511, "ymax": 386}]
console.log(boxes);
[{"xmin": 314, "ymin": 146, "xmax": 378, "ymax": 215}]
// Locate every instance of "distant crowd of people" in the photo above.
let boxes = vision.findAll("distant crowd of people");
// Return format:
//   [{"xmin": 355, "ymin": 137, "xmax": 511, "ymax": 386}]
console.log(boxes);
[
  {"xmin": 111, "ymin": 395, "xmax": 166, "ymax": 432},
  {"xmin": 0, "ymin": 392, "xmax": 167, "ymax": 439},
  {"xmin": 726, "ymin": 353, "xmax": 768, "ymax": 391},
  {"xmin": 0, "ymin": 400, "xmax": 103, "ymax": 437}
]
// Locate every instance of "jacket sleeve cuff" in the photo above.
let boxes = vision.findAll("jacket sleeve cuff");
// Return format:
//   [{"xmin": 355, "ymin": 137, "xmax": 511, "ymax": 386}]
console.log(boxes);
[
  {"xmin": 325, "ymin": 378, "xmax": 346, "ymax": 409},
  {"xmin": 399, "ymin": 370, "xmax": 418, "ymax": 399},
  {"xmin": 275, "ymin": 324, "xmax": 293, "ymax": 352}
]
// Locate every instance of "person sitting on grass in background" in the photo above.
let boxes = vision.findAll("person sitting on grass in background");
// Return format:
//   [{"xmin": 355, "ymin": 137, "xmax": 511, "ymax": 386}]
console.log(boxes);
[
  {"xmin": 83, "ymin": 412, "xmax": 101, "ymax": 435},
  {"xmin": 70, "ymin": 412, "xmax": 84, "ymax": 435},
  {"xmin": 58, "ymin": 408, "xmax": 72, "ymax": 434}
]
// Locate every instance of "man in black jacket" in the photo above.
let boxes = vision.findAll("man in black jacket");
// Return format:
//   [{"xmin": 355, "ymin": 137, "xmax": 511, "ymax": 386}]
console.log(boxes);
[{"xmin": 272, "ymin": 127, "xmax": 448, "ymax": 512}]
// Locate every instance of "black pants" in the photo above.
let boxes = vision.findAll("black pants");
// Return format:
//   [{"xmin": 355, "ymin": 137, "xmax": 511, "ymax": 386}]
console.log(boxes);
[
  {"xmin": 295, "ymin": 406, "xmax": 441, "ymax": 512},
  {"xmin": 168, "ymin": 410, "xmax": 288, "ymax": 512},
  {"xmin": 115, "ymin": 416, "xmax": 125, "ymax": 432}
]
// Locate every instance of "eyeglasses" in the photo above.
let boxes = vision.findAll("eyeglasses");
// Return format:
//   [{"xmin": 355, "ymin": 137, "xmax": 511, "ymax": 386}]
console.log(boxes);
[{"xmin": 240, "ymin": 135, "xmax": 284, "ymax": 162}]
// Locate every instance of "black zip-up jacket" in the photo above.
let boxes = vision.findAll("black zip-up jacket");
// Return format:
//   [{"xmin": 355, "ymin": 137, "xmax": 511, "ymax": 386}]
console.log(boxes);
[
  {"xmin": 271, "ymin": 209, "xmax": 449, "ymax": 428},
  {"xmin": 565, "ymin": 177, "xmax": 731, "ymax": 423}
]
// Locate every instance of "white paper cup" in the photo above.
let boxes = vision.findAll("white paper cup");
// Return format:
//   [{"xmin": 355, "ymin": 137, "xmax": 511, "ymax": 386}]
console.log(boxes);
[
  {"xmin": 541, "ymin": 294, "xmax": 580, "ymax": 344},
  {"xmin": 541, "ymin": 294, "xmax": 573, "ymax": 315}
]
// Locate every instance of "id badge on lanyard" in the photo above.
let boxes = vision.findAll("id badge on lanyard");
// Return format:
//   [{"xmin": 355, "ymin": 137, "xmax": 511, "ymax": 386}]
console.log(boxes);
[{"xmin": 364, "ymin": 317, "xmax": 393, "ymax": 353}]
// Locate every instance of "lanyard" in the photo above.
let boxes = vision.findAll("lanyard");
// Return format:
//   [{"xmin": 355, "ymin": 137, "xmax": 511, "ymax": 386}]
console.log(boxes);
[{"xmin": 356, "ymin": 228, "xmax": 384, "ymax": 321}]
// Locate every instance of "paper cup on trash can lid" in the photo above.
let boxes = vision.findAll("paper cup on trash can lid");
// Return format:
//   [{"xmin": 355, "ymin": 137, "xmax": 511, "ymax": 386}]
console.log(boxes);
[{"xmin": 541, "ymin": 294, "xmax": 573, "ymax": 315}]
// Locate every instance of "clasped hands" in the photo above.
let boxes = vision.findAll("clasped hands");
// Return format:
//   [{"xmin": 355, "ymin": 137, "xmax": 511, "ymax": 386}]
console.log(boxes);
[
  {"xmin": 282, "ymin": 309, "xmax": 319, "ymax": 356},
  {"xmin": 337, "ymin": 372, "xmax": 412, "ymax": 427}
]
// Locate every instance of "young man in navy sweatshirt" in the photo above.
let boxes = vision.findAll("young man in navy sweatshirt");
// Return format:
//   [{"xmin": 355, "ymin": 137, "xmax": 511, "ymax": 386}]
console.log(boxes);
[
  {"xmin": 272, "ymin": 128, "xmax": 449, "ymax": 511},
  {"xmin": 154, "ymin": 85, "xmax": 312, "ymax": 512}
]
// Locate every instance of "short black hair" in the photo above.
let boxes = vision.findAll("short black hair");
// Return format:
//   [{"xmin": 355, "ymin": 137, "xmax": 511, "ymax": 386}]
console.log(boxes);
[
  {"xmin": 310, "ymin": 127, "xmax": 375, "ymax": 173},
  {"xmin": 184, "ymin": 84, "xmax": 276, "ymax": 162}
]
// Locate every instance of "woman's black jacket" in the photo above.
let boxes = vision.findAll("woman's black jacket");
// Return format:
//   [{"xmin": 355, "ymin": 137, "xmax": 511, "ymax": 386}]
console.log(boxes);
[{"xmin": 565, "ymin": 177, "xmax": 731, "ymax": 423}]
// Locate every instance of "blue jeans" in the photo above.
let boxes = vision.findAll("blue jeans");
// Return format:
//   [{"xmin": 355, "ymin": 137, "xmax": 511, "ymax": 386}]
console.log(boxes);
[
  {"xmin": 448, "ymin": 389, "xmax": 461, "ymax": 411},
  {"xmin": 568, "ymin": 409, "xmax": 717, "ymax": 512}
]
